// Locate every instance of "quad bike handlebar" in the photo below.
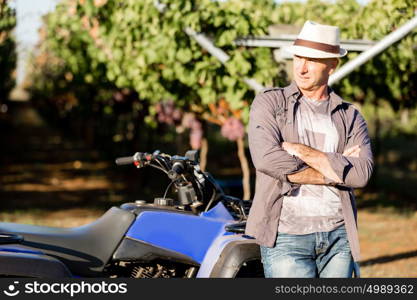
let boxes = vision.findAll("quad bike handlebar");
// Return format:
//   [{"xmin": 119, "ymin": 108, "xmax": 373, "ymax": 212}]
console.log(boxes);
[{"xmin": 115, "ymin": 150, "xmax": 250, "ymax": 220}]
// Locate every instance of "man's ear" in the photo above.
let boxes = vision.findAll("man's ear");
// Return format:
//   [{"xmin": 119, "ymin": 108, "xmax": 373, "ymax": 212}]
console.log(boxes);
[{"xmin": 328, "ymin": 58, "xmax": 339, "ymax": 75}]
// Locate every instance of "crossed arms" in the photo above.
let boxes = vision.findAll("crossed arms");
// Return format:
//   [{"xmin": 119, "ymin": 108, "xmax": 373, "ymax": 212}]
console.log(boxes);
[
  {"xmin": 247, "ymin": 93, "xmax": 374, "ymax": 191},
  {"xmin": 282, "ymin": 143, "xmax": 361, "ymax": 185}
]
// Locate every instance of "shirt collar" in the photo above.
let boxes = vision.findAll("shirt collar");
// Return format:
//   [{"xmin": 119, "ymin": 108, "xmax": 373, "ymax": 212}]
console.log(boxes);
[
  {"xmin": 328, "ymin": 86, "xmax": 344, "ymax": 112},
  {"xmin": 285, "ymin": 81, "xmax": 343, "ymax": 111},
  {"xmin": 283, "ymin": 81, "xmax": 301, "ymax": 100}
]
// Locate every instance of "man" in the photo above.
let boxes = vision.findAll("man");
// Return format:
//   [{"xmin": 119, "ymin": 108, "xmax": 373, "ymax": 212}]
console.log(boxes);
[{"xmin": 245, "ymin": 20, "xmax": 373, "ymax": 278}]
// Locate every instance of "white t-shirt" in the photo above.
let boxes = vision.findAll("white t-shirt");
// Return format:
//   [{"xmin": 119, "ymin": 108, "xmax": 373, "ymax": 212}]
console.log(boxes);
[{"xmin": 278, "ymin": 96, "xmax": 344, "ymax": 234}]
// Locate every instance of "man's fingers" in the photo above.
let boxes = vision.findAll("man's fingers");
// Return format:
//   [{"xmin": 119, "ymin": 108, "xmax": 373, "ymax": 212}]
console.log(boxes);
[
  {"xmin": 282, "ymin": 142, "xmax": 291, "ymax": 152},
  {"xmin": 342, "ymin": 147, "xmax": 352, "ymax": 156},
  {"xmin": 350, "ymin": 148, "xmax": 361, "ymax": 157},
  {"xmin": 343, "ymin": 145, "xmax": 360, "ymax": 156},
  {"xmin": 343, "ymin": 145, "xmax": 358, "ymax": 156},
  {"xmin": 281, "ymin": 142, "xmax": 300, "ymax": 157},
  {"xmin": 343, "ymin": 145, "xmax": 361, "ymax": 157}
]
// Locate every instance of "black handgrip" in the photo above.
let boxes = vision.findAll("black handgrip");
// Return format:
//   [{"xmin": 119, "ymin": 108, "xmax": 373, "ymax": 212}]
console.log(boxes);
[
  {"xmin": 225, "ymin": 222, "xmax": 246, "ymax": 233},
  {"xmin": 115, "ymin": 156, "xmax": 135, "ymax": 165}
]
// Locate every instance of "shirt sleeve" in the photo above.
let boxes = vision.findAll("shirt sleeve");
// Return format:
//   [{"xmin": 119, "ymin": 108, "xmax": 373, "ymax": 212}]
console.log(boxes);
[
  {"xmin": 324, "ymin": 109, "xmax": 374, "ymax": 188},
  {"xmin": 248, "ymin": 92, "xmax": 307, "ymax": 195}
]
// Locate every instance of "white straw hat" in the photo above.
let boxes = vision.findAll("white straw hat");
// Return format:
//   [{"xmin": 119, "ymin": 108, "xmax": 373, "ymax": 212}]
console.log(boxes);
[{"xmin": 287, "ymin": 20, "xmax": 347, "ymax": 58}]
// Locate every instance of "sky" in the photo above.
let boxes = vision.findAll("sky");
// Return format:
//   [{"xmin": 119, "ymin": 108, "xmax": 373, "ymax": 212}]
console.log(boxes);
[
  {"xmin": 9, "ymin": 0, "xmax": 59, "ymax": 85},
  {"xmin": 9, "ymin": 0, "xmax": 369, "ymax": 86}
]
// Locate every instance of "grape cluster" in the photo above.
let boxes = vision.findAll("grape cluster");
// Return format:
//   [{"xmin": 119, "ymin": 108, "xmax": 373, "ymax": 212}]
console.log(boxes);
[
  {"xmin": 113, "ymin": 88, "xmax": 133, "ymax": 102},
  {"xmin": 155, "ymin": 100, "xmax": 182, "ymax": 125},
  {"xmin": 155, "ymin": 103, "xmax": 202, "ymax": 150},
  {"xmin": 182, "ymin": 113, "xmax": 203, "ymax": 150},
  {"xmin": 221, "ymin": 117, "xmax": 245, "ymax": 141}
]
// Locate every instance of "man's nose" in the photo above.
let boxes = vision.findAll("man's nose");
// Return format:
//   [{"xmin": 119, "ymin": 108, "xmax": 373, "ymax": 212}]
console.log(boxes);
[{"xmin": 298, "ymin": 59, "xmax": 308, "ymax": 73}]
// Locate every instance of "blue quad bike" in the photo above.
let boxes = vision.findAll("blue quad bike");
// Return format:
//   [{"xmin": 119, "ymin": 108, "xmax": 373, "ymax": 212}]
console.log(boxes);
[{"xmin": 0, "ymin": 150, "xmax": 263, "ymax": 278}]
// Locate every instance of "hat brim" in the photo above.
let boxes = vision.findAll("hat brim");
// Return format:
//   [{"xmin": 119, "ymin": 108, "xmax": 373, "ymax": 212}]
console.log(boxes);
[{"xmin": 286, "ymin": 45, "xmax": 347, "ymax": 58}]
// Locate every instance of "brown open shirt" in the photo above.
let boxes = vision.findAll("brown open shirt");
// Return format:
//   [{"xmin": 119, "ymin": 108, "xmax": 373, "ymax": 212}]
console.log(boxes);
[{"xmin": 245, "ymin": 81, "xmax": 374, "ymax": 262}]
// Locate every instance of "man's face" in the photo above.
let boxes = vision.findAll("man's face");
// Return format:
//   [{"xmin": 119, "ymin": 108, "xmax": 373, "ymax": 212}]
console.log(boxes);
[{"xmin": 293, "ymin": 55, "xmax": 338, "ymax": 91}]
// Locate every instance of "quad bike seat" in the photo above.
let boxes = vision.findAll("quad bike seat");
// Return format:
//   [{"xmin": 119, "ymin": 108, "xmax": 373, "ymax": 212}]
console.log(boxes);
[
  {"xmin": 0, "ymin": 246, "xmax": 73, "ymax": 278},
  {"xmin": 0, "ymin": 207, "xmax": 135, "ymax": 276}
]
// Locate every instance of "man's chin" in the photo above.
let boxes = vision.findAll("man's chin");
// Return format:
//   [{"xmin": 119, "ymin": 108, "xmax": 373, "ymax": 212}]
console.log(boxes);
[{"xmin": 294, "ymin": 80, "xmax": 313, "ymax": 91}]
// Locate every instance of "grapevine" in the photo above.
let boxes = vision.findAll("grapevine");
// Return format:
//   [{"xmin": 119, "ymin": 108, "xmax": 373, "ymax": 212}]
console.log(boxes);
[
  {"xmin": 27, "ymin": 0, "xmax": 417, "ymax": 200},
  {"xmin": 0, "ymin": 0, "xmax": 16, "ymax": 103}
]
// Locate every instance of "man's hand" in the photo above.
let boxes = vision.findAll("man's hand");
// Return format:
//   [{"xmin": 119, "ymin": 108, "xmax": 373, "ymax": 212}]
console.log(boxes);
[
  {"xmin": 282, "ymin": 142, "xmax": 341, "ymax": 183},
  {"xmin": 343, "ymin": 145, "xmax": 361, "ymax": 157},
  {"xmin": 282, "ymin": 142, "xmax": 362, "ymax": 184},
  {"xmin": 287, "ymin": 167, "xmax": 326, "ymax": 185},
  {"xmin": 281, "ymin": 142, "xmax": 301, "ymax": 157},
  {"xmin": 283, "ymin": 142, "xmax": 361, "ymax": 158}
]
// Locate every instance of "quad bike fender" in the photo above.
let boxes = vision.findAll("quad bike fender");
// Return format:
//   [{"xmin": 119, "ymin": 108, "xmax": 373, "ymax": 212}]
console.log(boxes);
[{"xmin": 207, "ymin": 238, "xmax": 261, "ymax": 278}]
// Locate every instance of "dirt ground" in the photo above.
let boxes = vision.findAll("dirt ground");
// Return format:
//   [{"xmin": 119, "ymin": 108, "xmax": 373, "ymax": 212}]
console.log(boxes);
[{"xmin": 358, "ymin": 209, "xmax": 417, "ymax": 277}]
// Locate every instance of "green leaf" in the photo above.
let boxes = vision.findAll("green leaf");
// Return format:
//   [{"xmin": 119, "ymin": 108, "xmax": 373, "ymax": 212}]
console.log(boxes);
[{"xmin": 176, "ymin": 48, "xmax": 193, "ymax": 64}]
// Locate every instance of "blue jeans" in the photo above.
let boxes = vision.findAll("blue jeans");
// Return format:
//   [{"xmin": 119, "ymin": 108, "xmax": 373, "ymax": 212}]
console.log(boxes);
[{"xmin": 260, "ymin": 225, "xmax": 354, "ymax": 278}]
